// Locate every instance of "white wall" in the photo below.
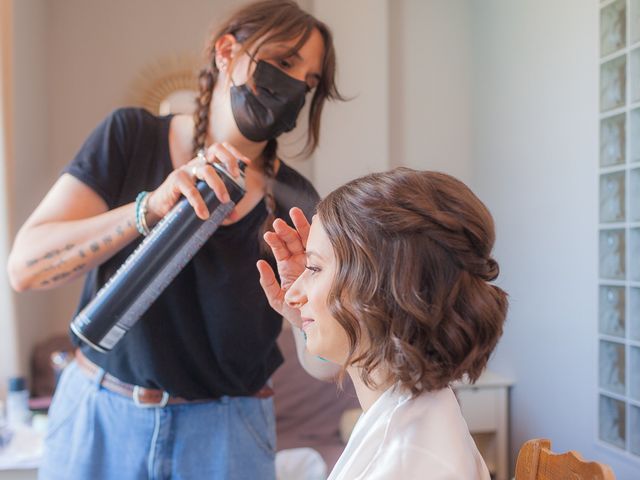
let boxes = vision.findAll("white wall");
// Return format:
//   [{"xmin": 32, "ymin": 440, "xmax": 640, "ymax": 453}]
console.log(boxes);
[
  {"xmin": 471, "ymin": 1, "xmax": 638, "ymax": 478},
  {"xmin": 310, "ymin": 0, "xmax": 390, "ymax": 196},
  {"xmin": 389, "ymin": 0, "xmax": 472, "ymax": 184}
]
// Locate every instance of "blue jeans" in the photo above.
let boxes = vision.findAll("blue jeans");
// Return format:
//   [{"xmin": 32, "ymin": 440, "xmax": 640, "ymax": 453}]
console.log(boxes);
[{"xmin": 38, "ymin": 361, "xmax": 276, "ymax": 480}]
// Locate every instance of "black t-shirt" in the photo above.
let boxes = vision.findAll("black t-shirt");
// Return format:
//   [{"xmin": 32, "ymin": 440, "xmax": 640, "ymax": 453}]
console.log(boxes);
[{"xmin": 64, "ymin": 108, "xmax": 319, "ymax": 399}]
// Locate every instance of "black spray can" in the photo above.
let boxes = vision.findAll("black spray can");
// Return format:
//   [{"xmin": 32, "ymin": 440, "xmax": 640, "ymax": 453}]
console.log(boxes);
[{"xmin": 70, "ymin": 161, "xmax": 246, "ymax": 352}]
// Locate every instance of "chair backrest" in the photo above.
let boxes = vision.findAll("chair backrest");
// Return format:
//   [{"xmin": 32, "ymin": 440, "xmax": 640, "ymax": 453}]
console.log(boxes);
[{"xmin": 515, "ymin": 438, "xmax": 616, "ymax": 480}]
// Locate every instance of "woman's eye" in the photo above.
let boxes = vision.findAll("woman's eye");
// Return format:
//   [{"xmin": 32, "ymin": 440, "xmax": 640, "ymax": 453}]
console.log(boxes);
[
  {"xmin": 278, "ymin": 58, "xmax": 292, "ymax": 69},
  {"xmin": 305, "ymin": 265, "xmax": 321, "ymax": 274}
]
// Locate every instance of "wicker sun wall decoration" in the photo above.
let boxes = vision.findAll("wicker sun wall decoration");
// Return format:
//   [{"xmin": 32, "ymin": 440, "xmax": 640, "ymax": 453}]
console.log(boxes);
[{"xmin": 128, "ymin": 54, "xmax": 201, "ymax": 116}]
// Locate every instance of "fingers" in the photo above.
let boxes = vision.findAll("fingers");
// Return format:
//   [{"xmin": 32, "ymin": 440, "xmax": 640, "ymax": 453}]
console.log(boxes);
[
  {"xmin": 262, "ymin": 208, "xmax": 311, "ymax": 261},
  {"xmin": 273, "ymin": 218, "xmax": 305, "ymax": 257},
  {"xmin": 175, "ymin": 169, "xmax": 210, "ymax": 219},
  {"xmin": 194, "ymin": 163, "xmax": 231, "ymax": 204},
  {"xmin": 187, "ymin": 141, "xmax": 251, "ymax": 205},
  {"xmin": 263, "ymin": 231, "xmax": 294, "ymax": 263},
  {"xmin": 183, "ymin": 162, "xmax": 231, "ymax": 211},
  {"xmin": 256, "ymin": 260, "xmax": 283, "ymax": 310},
  {"xmin": 290, "ymin": 207, "xmax": 311, "ymax": 247},
  {"xmin": 205, "ymin": 142, "xmax": 251, "ymax": 178},
  {"xmin": 149, "ymin": 142, "xmax": 251, "ymax": 223},
  {"xmin": 256, "ymin": 259, "xmax": 278, "ymax": 289}
]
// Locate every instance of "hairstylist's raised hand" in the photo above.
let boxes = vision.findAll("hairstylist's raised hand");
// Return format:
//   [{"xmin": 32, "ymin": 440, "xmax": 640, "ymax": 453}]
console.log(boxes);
[
  {"xmin": 257, "ymin": 207, "xmax": 310, "ymax": 328},
  {"xmin": 146, "ymin": 142, "xmax": 251, "ymax": 225}
]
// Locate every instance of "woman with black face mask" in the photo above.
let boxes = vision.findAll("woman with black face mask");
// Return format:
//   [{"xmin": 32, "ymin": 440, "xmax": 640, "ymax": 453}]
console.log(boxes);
[{"xmin": 7, "ymin": 2, "xmax": 343, "ymax": 479}]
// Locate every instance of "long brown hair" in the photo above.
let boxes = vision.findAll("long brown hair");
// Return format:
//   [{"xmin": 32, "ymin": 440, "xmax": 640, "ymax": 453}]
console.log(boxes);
[
  {"xmin": 317, "ymin": 168, "xmax": 508, "ymax": 395},
  {"xmin": 194, "ymin": 0, "xmax": 344, "ymax": 243}
]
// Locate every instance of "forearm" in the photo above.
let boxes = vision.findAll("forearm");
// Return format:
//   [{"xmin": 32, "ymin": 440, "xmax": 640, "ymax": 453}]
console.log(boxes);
[
  {"xmin": 290, "ymin": 323, "xmax": 341, "ymax": 381},
  {"xmin": 8, "ymin": 203, "xmax": 139, "ymax": 291}
]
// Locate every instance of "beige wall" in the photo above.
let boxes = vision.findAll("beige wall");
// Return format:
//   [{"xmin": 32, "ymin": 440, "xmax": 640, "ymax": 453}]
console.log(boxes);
[
  {"xmin": 0, "ymin": 0, "xmax": 19, "ymax": 399},
  {"xmin": 8, "ymin": 0, "xmax": 53, "ymax": 388}
]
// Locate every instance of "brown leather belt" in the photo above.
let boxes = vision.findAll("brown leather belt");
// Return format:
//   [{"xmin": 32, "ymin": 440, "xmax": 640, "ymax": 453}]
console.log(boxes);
[{"xmin": 75, "ymin": 349, "xmax": 274, "ymax": 408}]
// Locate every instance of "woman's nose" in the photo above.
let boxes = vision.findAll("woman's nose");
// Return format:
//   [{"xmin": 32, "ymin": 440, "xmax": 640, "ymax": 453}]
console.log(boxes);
[{"xmin": 284, "ymin": 276, "xmax": 307, "ymax": 309}]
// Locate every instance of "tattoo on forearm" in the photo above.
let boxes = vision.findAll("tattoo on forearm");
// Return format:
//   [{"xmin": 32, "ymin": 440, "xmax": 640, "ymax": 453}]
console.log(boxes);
[
  {"xmin": 79, "ymin": 249, "xmax": 86, "ymax": 259},
  {"xmin": 45, "ymin": 263, "xmax": 86, "ymax": 286},
  {"xmin": 50, "ymin": 271, "xmax": 71, "ymax": 283},
  {"xmin": 34, "ymin": 258, "xmax": 70, "ymax": 279},
  {"xmin": 116, "ymin": 226, "xmax": 125, "ymax": 237},
  {"xmin": 43, "ymin": 249, "xmax": 61, "ymax": 259},
  {"xmin": 26, "ymin": 243, "xmax": 75, "ymax": 267},
  {"xmin": 103, "ymin": 235, "xmax": 113, "ymax": 246},
  {"xmin": 90, "ymin": 242, "xmax": 100, "ymax": 253},
  {"xmin": 41, "ymin": 258, "xmax": 66, "ymax": 273}
]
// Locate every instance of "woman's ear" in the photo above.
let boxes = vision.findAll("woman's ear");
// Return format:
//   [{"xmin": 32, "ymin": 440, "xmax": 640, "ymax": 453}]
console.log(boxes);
[{"xmin": 214, "ymin": 33, "xmax": 237, "ymax": 72}]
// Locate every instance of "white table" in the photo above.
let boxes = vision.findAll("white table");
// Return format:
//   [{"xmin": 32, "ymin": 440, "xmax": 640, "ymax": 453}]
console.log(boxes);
[
  {"xmin": 0, "ymin": 426, "xmax": 42, "ymax": 480},
  {"xmin": 452, "ymin": 370, "xmax": 514, "ymax": 480}
]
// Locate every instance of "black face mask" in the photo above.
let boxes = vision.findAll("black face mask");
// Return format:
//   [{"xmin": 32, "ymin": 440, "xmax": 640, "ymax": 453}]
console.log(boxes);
[{"xmin": 230, "ymin": 59, "xmax": 308, "ymax": 142}]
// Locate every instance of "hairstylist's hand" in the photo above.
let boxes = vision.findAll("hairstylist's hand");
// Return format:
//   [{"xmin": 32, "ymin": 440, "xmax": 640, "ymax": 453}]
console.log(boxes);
[
  {"xmin": 146, "ymin": 142, "xmax": 251, "ymax": 224},
  {"xmin": 257, "ymin": 207, "xmax": 310, "ymax": 328}
]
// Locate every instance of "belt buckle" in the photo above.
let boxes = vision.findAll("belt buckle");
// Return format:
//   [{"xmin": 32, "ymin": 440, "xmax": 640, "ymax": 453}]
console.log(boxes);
[{"xmin": 132, "ymin": 385, "xmax": 169, "ymax": 408}]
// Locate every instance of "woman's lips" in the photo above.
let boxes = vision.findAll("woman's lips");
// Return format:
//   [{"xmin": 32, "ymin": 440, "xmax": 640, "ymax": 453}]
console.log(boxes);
[{"xmin": 301, "ymin": 317, "xmax": 315, "ymax": 330}]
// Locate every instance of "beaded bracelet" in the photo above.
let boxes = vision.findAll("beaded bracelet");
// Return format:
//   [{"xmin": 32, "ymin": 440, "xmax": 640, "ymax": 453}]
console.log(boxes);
[{"xmin": 135, "ymin": 191, "xmax": 151, "ymax": 236}]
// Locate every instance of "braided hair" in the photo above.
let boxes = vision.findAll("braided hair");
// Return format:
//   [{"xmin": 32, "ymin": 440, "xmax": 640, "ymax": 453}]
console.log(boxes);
[{"xmin": 192, "ymin": 0, "xmax": 344, "ymax": 250}]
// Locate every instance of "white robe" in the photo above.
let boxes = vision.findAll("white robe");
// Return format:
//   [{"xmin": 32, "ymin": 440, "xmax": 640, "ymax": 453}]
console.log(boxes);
[{"xmin": 328, "ymin": 386, "xmax": 490, "ymax": 480}]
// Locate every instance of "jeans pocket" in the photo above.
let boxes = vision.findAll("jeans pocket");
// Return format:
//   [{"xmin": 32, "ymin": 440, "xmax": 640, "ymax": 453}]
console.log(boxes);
[
  {"xmin": 233, "ymin": 397, "xmax": 276, "ymax": 455},
  {"xmin": 45, "ymin": 363, "xmax": 94, "ymax": 439}
]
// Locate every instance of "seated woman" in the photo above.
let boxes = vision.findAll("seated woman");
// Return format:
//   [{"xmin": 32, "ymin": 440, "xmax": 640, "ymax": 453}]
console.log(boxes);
[{"xmin": 257, "ymin": 167, "xmax": 508, "ymax": 480}]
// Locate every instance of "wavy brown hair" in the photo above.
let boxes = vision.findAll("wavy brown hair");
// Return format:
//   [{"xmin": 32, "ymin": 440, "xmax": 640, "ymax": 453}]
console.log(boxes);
[
  {"xmin": 316, "ymin": 168, "xmax": 508, "ymax": 395},
  {"xmin": 193, "ymin": 0, "xmax": 344, "ymax": 245}
]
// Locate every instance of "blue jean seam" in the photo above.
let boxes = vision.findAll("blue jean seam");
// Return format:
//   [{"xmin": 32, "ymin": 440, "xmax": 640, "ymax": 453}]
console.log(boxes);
[
  {"xmin": 45, "ymin": 364, "xmax": 94, "ymax": 439},
  {"xmin": 147, "ymin": 407, "xmax": 161, "ymax": 479},
  {"xmin": 232, "ymin": 399, "xmax": 276, "ymax": 456}
]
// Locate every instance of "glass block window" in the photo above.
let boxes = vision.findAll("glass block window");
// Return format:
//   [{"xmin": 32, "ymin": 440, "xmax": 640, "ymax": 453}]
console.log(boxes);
[{"xmin": 600, "ymin": 0, "xmax": 640, "ymax": 459}]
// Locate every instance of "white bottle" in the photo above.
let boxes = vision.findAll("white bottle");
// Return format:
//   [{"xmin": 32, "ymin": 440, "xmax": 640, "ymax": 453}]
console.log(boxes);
[{"xmin": 6, "ymin": 376, "xmax": 31, "ymax": 428}]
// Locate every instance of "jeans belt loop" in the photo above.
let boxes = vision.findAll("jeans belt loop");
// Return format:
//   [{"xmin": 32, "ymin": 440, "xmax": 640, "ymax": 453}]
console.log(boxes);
[
  {"xmin": 132, "ymin": 386, "xmax": 169, "ymax": 408},
  {"xmin": 91, "ymin": 365, "xmax": 106, "ymax": 389}
]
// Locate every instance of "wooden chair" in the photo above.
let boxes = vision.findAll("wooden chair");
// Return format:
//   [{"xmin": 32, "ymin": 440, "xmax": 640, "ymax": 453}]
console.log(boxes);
[{"xmin": 515, "ymin": 438, "xmax": 616, "ymax": 480}]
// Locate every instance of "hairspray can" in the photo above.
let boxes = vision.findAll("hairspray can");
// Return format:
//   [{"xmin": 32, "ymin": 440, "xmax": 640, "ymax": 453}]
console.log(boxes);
[{"xmin": 70, "ymin": 161, "xmax": 246, "ymax": 352}]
